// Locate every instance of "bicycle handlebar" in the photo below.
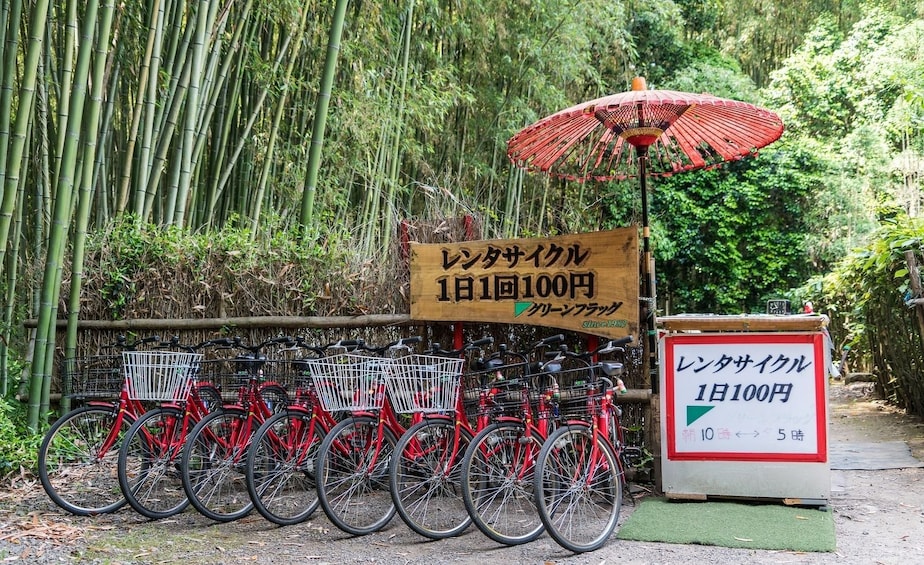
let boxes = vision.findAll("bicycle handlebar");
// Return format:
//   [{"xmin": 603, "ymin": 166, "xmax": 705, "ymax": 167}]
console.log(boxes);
[
  {"xmin": 532, "ymin": 334, "xmax": 565, "ymax": 349},
  {"xmin": 104, "ymin": 334, "xmax": 161, "ymax": 351},
  {"xmin": 549, "ymin": 335, "xmax": 634, "ymax": 363},
  {"xmin": 594, "ymin": 335, "xmax": 634, "ymax": 356},
  {"xmin": 158, "ymin": 336, "xmax": 236, "ymax": 352},
  {"xmin": 356, "ymin": 335, "xmax": 422, "ymax": 355},
  {"xmin": 427, "ymin": 336, "xmax": 494, "ymax": 357}
]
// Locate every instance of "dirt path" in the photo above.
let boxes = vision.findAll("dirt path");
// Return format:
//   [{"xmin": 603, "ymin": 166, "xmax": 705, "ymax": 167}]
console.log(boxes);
[{"xmin": 2, "ymin": 380, "xmax": 923, "ymax": 564}]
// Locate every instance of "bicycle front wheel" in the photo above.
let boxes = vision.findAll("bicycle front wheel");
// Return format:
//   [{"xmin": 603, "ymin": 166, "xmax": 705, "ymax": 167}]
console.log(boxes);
[
  {"xmin": 181, "ymin": 407, "xmax": 254, "ymax": 522},
  {"xmin": 534, "ymin": 424, "xmax": 623, "ymax": 553},
  {"xmin": 38, "ymin": 405, "xmax": 134, "ymax": 516},
  {"xmin": 460, "ymin": 421, "xmax": 545, "ymax": 545},
  {"xmin": 316, "ymin": 416, "xmax": 398, "ymax": 535},
  {"xmin": 118, "ymin": 406, "xmax": 192, "ymax": 519},
  {"xmin": 246, "ymin": 409, "xmax": 327, "ymax": 526},
  {"xmin": 390, "ymin": 418, "xmax": 473, "ymax": 539}
]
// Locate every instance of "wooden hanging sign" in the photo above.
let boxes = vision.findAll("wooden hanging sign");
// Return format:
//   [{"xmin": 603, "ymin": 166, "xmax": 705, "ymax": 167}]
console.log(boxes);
[{"xmin": 410, "ymin": 228, "xmax": 639, "ymax": 341}]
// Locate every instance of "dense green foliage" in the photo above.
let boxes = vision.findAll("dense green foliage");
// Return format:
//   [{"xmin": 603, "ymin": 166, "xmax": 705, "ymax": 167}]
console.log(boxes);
[
  {"xmin": 70, "ymin": 215, "xmax": 380, "ymax": 321},
  {"xmin": 653, "ymin": 145, "xmax": 816, "ymax": 313},
  {"xmin": 2, "ymin": 1, "xmax": 924, "ymax": 426},
  {"xmin": 771, "ymin": 9, "xmax": 924, "ymax": 414},
  {"xmin": 802, "ymin": 218, "xmax": 924, "ymax": 415},
  {"xmin": 0, "ymin": 366, "xmax": 40, "ymax": 477}
]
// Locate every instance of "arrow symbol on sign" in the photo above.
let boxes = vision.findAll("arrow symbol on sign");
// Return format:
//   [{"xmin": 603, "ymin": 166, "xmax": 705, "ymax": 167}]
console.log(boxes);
[
  {"xmin": 686, "ymin": 405, "xmax": 714, "ymax": 425},
  {"xmin": 735, "ymin": 430, "xmax": 760, "ymax": 438},
  {"xmin": 514, "ymin": 302, "xmax": 532, "ymax": 317}
]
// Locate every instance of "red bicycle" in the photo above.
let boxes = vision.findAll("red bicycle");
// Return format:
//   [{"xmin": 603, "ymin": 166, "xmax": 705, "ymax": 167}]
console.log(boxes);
[
  {"xmin": 459, "ymin": 334, "xmax": 568, "ymax": 546},
  {"xmin": 116, "ymin": 338, "xmax": 230, "ymax": 519},
  {"xmin": 38, "ymin": 335, "xmax": 161, "ymax": 516},
  {"xmin": 308, "ymin": 336, "xmax": 422, "ymax": 536},
  {"xmin": 533, "ymin": 336, "xmax": 634, "ymax": 553},
  {"xmin": 179, "ymin": 336, "xmax": 293, "ymax": 522},
  {"xmin": 387, "ymin": 336, "xmax": 507, "ymax": 539},
  {"xmin": 244, "ymin": 337, "xmax": 358, "ymax": 526}
]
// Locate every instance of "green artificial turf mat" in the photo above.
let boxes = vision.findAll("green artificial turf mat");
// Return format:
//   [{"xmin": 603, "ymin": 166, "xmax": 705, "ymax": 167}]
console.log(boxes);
[{"xmin": 616, "ymin": 497, "xmax": 835, "ymax": 552}]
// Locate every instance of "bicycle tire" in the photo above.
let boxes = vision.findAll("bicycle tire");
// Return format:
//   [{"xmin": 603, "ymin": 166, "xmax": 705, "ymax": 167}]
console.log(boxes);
[
  {"xmin": 118, "ymin": 406, "xmax": 196, "ymax": 519},
  {"xmin": 315, "ymin": 416, "xmax": 399, "ymax": 535},
  {"xmin": 258, "ymin": 383, "xmax": 289, "ymax": 414},
  {"xmin": 195, "ymin": 383, "xmax": 224, "ymax": 414},
  {"xmin": 460, "ymin": 421, "xmax": 545, "ymax": 545},
  {"xmin": 38, "ymin": 404, "xmax": 134, "ymax": 516},
  {"xmin": 534, "ymin": 424, "xmax": 623, "ymax": 553},
  {"xmin": 181, "ymin": 407, "xmax": 254, "ymax": 522},
  {"xmin": 246, "ymin": 408, "xmax": 327, "ymax": 526},
  {"xmin": 390, "ymin": 418, "xmax": 473, "ymax": 539}
]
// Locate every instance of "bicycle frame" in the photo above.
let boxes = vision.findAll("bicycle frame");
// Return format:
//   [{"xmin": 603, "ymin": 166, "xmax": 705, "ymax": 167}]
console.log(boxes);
[
  {"xmin": 329, "ymin": 379, "xmax": 415, "ymax": 475},
  {"xmin": 180, "ymin": 348, "xmax": 297, "ymax": 522},
  {"xmin": 477, "ymin": 375, "xmax": 558, "ymax": 475},
  {"xmin": 562, "ymin": 384, "xmax": 623, "ymax": 486},
  {"xmin": 261, "ymin": 387, "xmax": 338, "ymax": 470},
  {"xmin": 86, "ymin": 383, "xmax": 148, "ymax": 459},
  {"xmin": 401, "ymin": 375, "xmax": 494, "ymax": 477},
  {"xmin": 129, "ymin": 382, "xmax": 219, "ymax": 465}
]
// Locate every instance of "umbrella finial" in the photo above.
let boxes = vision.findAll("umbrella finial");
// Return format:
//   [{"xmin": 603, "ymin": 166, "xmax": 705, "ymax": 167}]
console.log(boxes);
[{"xmin": 632, "ymin": 76, "xmax": 647, "ymax": 91}]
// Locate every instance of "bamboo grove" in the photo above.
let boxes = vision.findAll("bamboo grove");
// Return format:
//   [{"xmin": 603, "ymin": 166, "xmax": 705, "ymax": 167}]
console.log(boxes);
[{"xmin": 2, "ymin": 1, "xmax": 924, "ymax": 429}]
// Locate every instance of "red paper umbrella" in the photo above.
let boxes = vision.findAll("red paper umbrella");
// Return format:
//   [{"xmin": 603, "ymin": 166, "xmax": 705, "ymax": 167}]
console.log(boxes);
[
  {"xmin": 507, "ymin": 77, "xmax": 783, "ymax": 182},
  {"xmin": 506, "ymin": 77, "xmax": 784, "ymax": 385}
]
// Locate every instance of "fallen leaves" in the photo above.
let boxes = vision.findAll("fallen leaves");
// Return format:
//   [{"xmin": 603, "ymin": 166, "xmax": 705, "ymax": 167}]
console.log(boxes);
[{"xmin": 0, "ymin": 511, "xmax": 84, "ymax": 546}]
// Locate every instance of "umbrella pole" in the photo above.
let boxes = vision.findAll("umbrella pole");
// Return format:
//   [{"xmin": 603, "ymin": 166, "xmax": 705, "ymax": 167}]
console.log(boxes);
[
  {"xmin": 638, "ymin": 146, "xmax": 659, "ymax": 395},
  {"xmin": 639, "ymin": 144, "xmax": 664, "ymax": 493}
]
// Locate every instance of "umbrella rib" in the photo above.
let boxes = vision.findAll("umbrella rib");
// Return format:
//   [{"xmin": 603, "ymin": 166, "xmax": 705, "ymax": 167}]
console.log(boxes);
[
  {"xmin": 505, "ymin": 89, "xmax": 784, "ymax": 183},
  {"xmin": 514, "ymin": 118, "xmax": 599, "ymax": 172}
]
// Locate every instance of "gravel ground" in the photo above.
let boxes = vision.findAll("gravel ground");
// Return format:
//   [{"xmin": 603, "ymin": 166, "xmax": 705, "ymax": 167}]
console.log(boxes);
[{"xmin": 2, "ymin": 380, "xmax": 923, "ymax": 564}]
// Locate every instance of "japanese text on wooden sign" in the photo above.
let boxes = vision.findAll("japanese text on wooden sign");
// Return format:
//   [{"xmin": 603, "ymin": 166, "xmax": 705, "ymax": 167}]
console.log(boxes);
[
  {"xmin": 409, "ymin": 229, "xmax": 639, "ymax": 340},
  {"xmin": 663, "ymin": 333, "xmax": 827, "ymax": 462}
]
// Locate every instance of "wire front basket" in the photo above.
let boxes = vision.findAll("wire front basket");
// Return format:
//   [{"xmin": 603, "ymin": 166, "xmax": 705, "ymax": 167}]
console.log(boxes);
[
  {"xmin": 197, "ymin": 357, "xmax": 294, "ymax": 402},
  {"xmin": 460, "ymin": 361, "xmax": 530, "ymax": 421},
  {"xmin": 556, "ymin": 365, "xmax": 613, "ymax": 420},
  {"xmin": 122, "ymin": 351, "xmax": 203, "ymax": 402},
  {"xmin": 387, "ymin": 355, "xmax": 465, "ymax": 414},
  {"xmin": 304, "ymin": 354, "xmax": 393, "ymax": 412},
  {"xmin": 64, "ymin": 355, "xmax": 123, "ymax": 399}
]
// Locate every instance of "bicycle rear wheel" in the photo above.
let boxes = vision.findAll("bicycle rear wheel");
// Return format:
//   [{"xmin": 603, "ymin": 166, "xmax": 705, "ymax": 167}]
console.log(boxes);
[
  {"xmin": 534, "ymin": 424, "xmax": 623, "ymax": 553},
  {"xmin": 195, "ymin": 383, "xmax": 224, "ymax": 414},
  {"xmin": 181, "ymin": 407, "xmax": 254, "ymax": 522},
  {"xmin": 315, "ymin": 416, "xmax": 398, "ymax": 535},
  {"xmin": 118, "ymin": 406, "xmax": 191, "ymax": 519},
  {"xmin": 390, "ymin": 418, "xmax": 473, "ymax": 539},
  {"xmin": 460, "ymin": 421, "xmax": 545, "ymax": 545},
  {"xmin": 38, "ymin": 405, "xmax": 134, "ymax": 516},
  {"xmin": 246, "ymin": 409, "xmax": 327, "ymax": 526}
]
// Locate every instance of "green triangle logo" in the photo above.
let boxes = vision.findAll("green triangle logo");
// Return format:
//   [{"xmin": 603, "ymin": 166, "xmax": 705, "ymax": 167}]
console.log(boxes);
[
  {"xmin": 686, "ymin": 405, "xmax": 715, "ymax": 425},
  {"xmin": 514, "ymin": 302, "xmax": 532, "ymax": 317}
]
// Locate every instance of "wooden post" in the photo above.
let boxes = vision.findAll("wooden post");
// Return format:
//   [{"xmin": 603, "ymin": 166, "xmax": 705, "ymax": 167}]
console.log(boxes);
[{"xmin": 904, "ymin": 250, "xmax": 924, "ymax": 351}]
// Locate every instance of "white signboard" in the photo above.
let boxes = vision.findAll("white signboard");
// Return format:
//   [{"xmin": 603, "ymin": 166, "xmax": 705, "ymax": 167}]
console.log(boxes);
[{"xmin": 664, "ymin": 333, "xmax": 826, "ymax": 462}]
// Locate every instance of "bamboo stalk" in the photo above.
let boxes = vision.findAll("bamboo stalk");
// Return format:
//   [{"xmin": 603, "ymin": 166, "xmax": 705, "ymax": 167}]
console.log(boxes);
[
  {"xmin": 51, "ymin": 0, "xmax": 78, "ymax": 190},
  {"xmin": 251, "ymin": 9, "xmax": 305, "ymax": 235},
  {"xmin": 299, "ymin": 0, "xmax": 349, "ymax": 230},
  {"xmin": 29, "ymin": 0, "xmax": 99, "ymax": 429},
  {"xmin": 0, "ymin": 0, "xmax": 24, "ymax": 396},
  {"xmin": 63, "ymin": 0, "xmax": 116, "ymax": 413},
  {"xmin": 117, "ymin": 0, "xmax": 163, "ymax": 213},
  {"xmin": 0, "ymin": 0, "xmax": 46, "ymax": 275},
  {"xmin": 134, "ymin": 0, "xmax": 167, "ymax": 217},
  {"xmin": 170, "ymin": 0, "xmax": 211, "ymax": 226}
]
